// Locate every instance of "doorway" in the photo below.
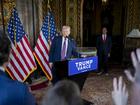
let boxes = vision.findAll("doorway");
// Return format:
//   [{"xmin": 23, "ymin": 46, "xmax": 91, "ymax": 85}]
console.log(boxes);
[{"xmin": 82, "ymin": 0, "xmax": 125, "ymax": 63}]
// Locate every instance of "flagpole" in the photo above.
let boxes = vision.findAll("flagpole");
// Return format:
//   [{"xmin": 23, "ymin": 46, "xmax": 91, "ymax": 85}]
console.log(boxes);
[
  {"xmin": 12, "ymin": 7, "xmax": 17, "ymax": 47},
  {"xmin": 32, "ymin": 0, "xmax": 36, "ymax": 47},
  {"xmin": 12, "ymin": 8, "xmax": 18, "ymax": 55},
  {"xmin": 47, "ymin": 0, "xmax": 51, "ymax": 45}
]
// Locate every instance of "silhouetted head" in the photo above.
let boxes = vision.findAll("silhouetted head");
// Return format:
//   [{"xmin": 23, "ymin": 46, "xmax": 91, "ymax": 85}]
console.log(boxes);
[
  {"xmin": 0, "ymin": 30, "xmax": 11, "ymax": 66},
  {"xmin": 42, "ymin": 80, "xmax": 83, "ymax": 105},
  {"xmin": 102, "ymin": 27, "xmax": 108, "ymax": 34}
]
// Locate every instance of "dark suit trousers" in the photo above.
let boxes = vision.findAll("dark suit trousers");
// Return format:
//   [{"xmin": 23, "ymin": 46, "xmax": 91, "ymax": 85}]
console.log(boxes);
[{"xmin": 98, "ymin": 51, "xmax": 108, "ymax": 73}]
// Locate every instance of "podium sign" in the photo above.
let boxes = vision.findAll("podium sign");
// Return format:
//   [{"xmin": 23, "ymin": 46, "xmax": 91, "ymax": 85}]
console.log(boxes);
[{"xmin": 68, "ymin": 56, "xmax": 98, "ymax": 76}]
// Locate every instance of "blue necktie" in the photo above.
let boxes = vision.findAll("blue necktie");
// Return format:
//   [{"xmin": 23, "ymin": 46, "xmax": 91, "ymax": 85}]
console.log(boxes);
[{"xmin": 61, "ymin": 38, "xmax": 66, "ymax": 60}]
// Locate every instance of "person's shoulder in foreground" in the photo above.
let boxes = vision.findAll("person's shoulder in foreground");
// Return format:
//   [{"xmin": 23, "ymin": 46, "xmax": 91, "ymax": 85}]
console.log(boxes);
[{"xmin": 0, "ymin": 75, "xmax": 36, "ymax": 105}]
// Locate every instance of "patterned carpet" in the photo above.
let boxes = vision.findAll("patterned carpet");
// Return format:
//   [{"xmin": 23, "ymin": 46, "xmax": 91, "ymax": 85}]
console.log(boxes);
[{"xmin": 32, "ymin": 65, "xmax": 132, "ymax": 105}]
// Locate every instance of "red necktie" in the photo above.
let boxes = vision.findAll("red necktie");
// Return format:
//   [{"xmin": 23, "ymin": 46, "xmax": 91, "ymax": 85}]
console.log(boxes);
[{"xmin": 61, "ymin": 38, "xmax": 66, "ymax": 60}]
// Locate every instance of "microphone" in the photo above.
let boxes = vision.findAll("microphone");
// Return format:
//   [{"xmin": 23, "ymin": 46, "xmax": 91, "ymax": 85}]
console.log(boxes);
[{"xmin": 66, "ymin": 36, "xmax": 69, "ymax": 39}]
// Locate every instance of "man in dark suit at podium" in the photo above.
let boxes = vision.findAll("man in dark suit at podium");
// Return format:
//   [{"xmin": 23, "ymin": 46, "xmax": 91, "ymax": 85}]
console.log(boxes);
[
  {"xmin": 49, "ymin": 25, "xmax": 80, "ymax": 84},
  {"xmin": 96, "ymin": 27, "xmax": 112, "ymax": 75}
]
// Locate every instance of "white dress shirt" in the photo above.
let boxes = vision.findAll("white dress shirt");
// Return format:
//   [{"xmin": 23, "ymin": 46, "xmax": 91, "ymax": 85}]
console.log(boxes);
[
  {"xmin": 102, "ymin": 34, "xmax": 107, "ymax": 41},
  {"xmin": 0, "ymin": 66, "xmax": 5, "ymax": 72}
]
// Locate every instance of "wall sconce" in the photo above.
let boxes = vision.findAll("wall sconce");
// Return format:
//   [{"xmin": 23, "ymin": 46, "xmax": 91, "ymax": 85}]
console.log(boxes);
[{"xmin": 102, "ymin": 0, "xmax": 108, "ymax": 6}]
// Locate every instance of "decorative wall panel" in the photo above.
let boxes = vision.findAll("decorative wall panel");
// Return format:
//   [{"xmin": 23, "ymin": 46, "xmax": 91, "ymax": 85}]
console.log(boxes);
[
  {"xmin": 16, "ymin": 0, "xmax": 36, "ymax": 47},
  {"xmin": 0, "ymin": 0, "xmax": 15, "ymax": 32},
  {"xmin": 66, "ymin": 0, "xmax": 78, "ymax": 40},
  {"xmin": 76, "ymin": 0, "xmax": 82, "ymax": 46},
  {"xmin": 124, "ymin": 0, "xmax": 140, "ymax": 62}
]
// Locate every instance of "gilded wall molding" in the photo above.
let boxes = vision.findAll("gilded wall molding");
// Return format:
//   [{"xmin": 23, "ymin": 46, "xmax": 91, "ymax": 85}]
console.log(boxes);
[
  {"xmin": 76, "ymin": 0, "xmax": 82, "ymax": 46},
  {"xmin": 127, "ymin": 0, "xmax": 134, "ymax": 33},
  {"xmin": 66, "ymin": 0, "xmax": 78, "ymax": 40},
  {"xmin": 42, "ymin": 0, "xmax": 63, "ymax": 31},
  {"xmin": 0, "ymin": 0, "xmax": 15, "ymax": 26},
  {"xmin": 126, "ymin": 0, "xmax": 140, "ymax": 34}
]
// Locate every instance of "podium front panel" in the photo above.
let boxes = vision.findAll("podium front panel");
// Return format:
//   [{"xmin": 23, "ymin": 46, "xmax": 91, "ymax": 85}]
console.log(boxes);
[{"xmin": 68, "ymin": 56, "xmax": 98, "ymax": 76}]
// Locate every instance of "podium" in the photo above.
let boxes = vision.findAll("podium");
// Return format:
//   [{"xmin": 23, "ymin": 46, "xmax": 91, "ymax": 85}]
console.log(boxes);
[
  {"xmin": 54, "ymin": 56, "xmax": 98, "ymax": 90},
  {"xmin": 53, "ymin": 56, "xmax": 98, "ymax": 105}
]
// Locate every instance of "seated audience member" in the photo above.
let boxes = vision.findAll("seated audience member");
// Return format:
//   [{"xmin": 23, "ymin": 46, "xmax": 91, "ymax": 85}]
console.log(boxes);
[
  {"xmin": 42, "ymin": 80, "xmax": 83, "ymax": 105},
  {"xmin": 112, "ymin": 76, "xmax": 128, "ymax": 105},
  {"xmin": 0, "ymin": 30, "xmax": 36, "ymax": 105}
]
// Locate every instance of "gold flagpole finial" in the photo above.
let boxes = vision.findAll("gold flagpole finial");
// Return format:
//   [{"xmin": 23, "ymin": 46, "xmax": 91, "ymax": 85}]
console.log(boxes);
[{"xmin": 47, "ymin": 0, "xmax": 52, "ymax": 11}]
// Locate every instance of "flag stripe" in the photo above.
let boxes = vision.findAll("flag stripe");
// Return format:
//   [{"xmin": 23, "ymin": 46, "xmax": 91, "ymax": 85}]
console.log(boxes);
[
  {"xmin": 10, "ymin": 51, "xmax": 28, "ymax": 78},
  {"xmin": 16, "ymin": 44, "xmax": 31, "ymax": 74},
  {"xmin": 35, "ymin": 43, "xmax": 51, "ymax": 72},
  {"xmin": 8, "ymin": 63, "xmax": 21, "ymax": 81},
  {"xmin": 11, "ymin": 47, "xmax": 28, "ymax": 75},
  {"xmin": 8, "ymin": 62, "xmax": 22, "ymax": 81},
  {"xmin": 34, "ymin": 51, "xmax": 52, "ymax": 79},
  {"xmin": 10, "ymin": 59, "xmax": 24, "ymax": 80},
  {"xmin": 37, "ymin": 37, "xmax": 49, "ymax": 60},
  {"xmin": 23, "ymin": 37, "xmax": 37, "ymax": 67},
  {"xmin": 40, "ymin": 31, "xmax": 50, "ymax": 53},
  {"xmin": 19, "ymin": 40, "xmax": 34, "ymax": 70},
  {"xmin": 6, "ymin": 66, "xmax": 16, "ymax": 80},
  {"xmin": 34, "ymin": 47, "xmax": 51, "ymax": 76},
  {"xmin": 10, "ymin": 50, "xmax": 26, "ymax": 78},
  {"xmin": 12, "ymin": 43, "xmax": 29, "ymax": 75}
]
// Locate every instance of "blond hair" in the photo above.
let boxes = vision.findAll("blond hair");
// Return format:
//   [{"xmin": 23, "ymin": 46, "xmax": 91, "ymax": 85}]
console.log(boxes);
[{"xmin": 62, "ymin": 25, "xmax": 70, "ymax": 30}]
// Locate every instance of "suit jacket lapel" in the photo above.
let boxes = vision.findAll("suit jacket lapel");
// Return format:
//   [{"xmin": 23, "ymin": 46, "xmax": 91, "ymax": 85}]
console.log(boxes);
[
  {"xmin": 0, "ymin": 70, "xmax": 6, "ymax": 77},
  {"xmin": 100, "ymin": 35, "xmax": 104, "ymax": 43},
  {"xmin": 59, "ymin": 36, "xmax": 63, "ymax": 51}
]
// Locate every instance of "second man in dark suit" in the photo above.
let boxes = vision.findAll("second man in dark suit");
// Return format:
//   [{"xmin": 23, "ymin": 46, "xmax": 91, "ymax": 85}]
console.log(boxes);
[{"xmin": 96, "ymin": 27, "xmax": 112, "ymax": 75}]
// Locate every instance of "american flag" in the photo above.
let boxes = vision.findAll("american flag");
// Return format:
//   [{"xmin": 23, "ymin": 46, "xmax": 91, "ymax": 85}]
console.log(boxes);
[
  {"xmin": 34, "ymin": 12, "xmax": 57, "ymax": 80},
  {"xmin": 6, "ymin": 8, "xmax": 37, "ymax": 82}
]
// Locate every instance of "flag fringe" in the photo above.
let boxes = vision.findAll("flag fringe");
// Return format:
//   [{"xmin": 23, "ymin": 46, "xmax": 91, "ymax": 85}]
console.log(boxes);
[
  {"xmin": 5, "ymin": 67, "xmax": 37, "ymax": 82},
  {"xmin": 33, "ymin": 52, "xmax": 52, "ymax": 81}
]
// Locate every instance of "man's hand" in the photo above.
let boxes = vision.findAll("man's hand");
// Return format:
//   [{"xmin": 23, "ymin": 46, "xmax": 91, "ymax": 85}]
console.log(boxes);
[
  {"xmin": 124, "ymin": 49, "xmax": 140, "ymax": 105},
  {"xmin": 81, "ymin": 54, "xmax": 87, "ymax": 58},
  {"xmin": 49, "ymin": 63, "xmax": 53, "ymax": 69},
  {"xmin": 125, "ymin": 49, "xmax": 140, "ymax": 83},
  {"xmin": 112, "ymin": 76, "xmax": 128, "ymax": 105}
]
